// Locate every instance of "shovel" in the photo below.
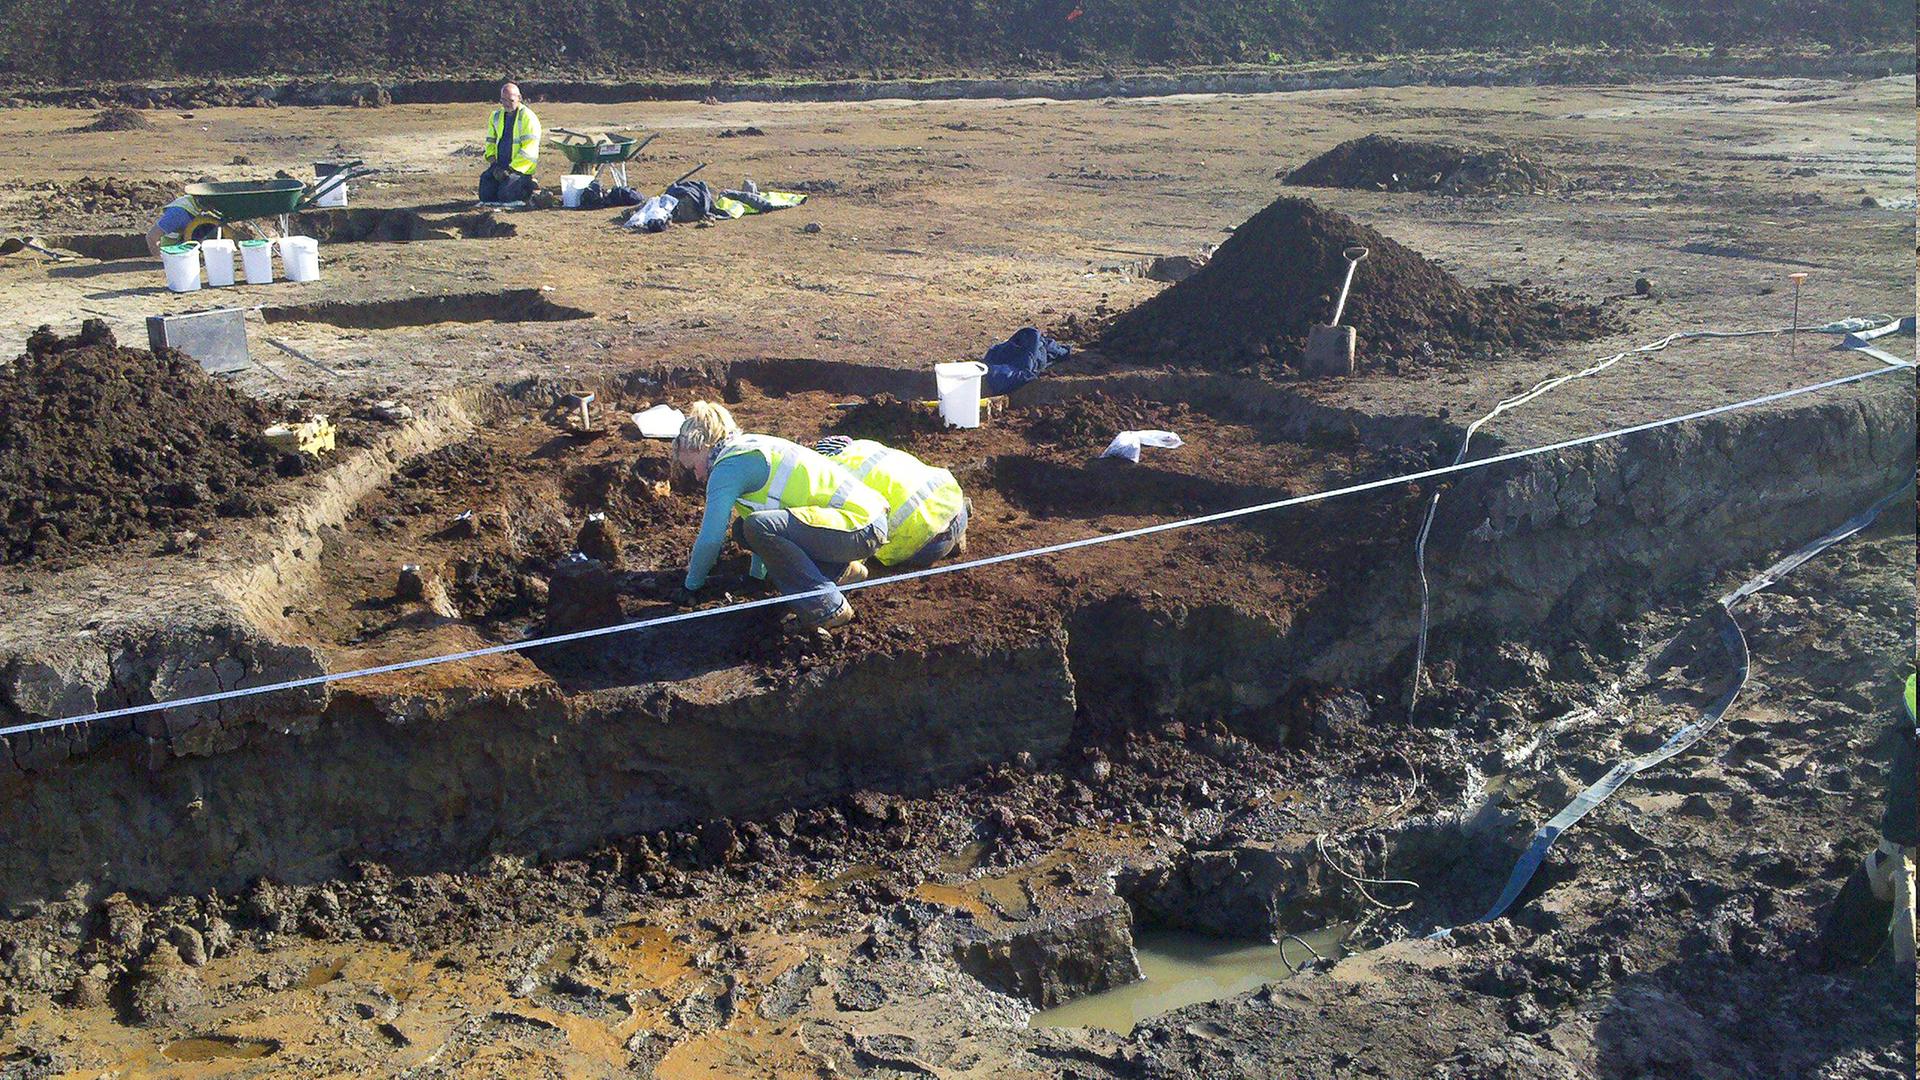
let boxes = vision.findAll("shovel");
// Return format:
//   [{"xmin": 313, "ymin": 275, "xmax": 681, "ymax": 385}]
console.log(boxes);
[{"xmin": 1302, "ymin": 246, "xmax": 1368, "ymax": 377}]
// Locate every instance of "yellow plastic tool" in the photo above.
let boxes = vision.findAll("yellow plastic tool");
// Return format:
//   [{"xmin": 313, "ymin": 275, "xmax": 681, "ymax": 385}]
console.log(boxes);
[{"xmin": 262, "ymin": 417, "xmax": 336, "ymax": 457}]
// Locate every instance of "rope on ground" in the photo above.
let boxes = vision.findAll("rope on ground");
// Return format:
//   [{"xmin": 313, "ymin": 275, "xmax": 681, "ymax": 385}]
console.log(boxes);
[
  {"xmin": 1430, "ymin": 477, "xmax": 1913, "ymax": 936},
  {"xmin": 1315, "ymin": 833, "xmax": 1420, "ymax": 912},
  {"xmin": 1406, "ymin": 315, "xmax": 1906, "ymax": 716},
  {"xmin": 0, "ymin": 356, "xmax": 1910, "ymax": 742}
]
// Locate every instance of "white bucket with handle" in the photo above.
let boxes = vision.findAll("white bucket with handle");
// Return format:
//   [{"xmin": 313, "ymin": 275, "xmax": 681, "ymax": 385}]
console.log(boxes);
[
  {"xmin": 934, "ymin": 361, "xmax": 989, "ymax": 428},
  {"xmin": 561, "ymin": 174, "xmax": 592, "ymax": 208},
  {"xmin": 160, "ymin": 242, "xmax": 201, "ymax": 292},
  {"xmin": 201, "ymin": 239, "xmax": 236, "ymax": 286},
  {"xmin": 239, "ymin": 239, "xmax": 274, "ymax": 284},
  {"xmin": 281, "ymin": 236, "xmax": 320, "ymax": 282}
]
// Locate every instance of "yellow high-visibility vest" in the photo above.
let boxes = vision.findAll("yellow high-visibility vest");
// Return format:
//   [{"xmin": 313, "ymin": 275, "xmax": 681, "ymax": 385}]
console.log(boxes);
[
  {"xmin": 717, "ymin": 434, "xmax": 888, "ymax": 536},
  {"xmin": 833, "ymin": 439, "xmax": 965, "ymax": 565},
  {"xmin": 484, "ymin": 106, "xmax": 541, "ymax": 175}
]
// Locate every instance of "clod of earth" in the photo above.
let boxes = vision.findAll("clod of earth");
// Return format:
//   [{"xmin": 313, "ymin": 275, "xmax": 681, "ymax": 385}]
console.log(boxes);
[{"xmin": 1097, "ymin": 195, "xmax": 1614, "ymax": 375}]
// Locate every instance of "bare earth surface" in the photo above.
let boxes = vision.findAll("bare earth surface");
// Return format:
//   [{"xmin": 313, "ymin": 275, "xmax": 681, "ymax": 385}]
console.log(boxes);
[{"xmin": 0, "ymin": 72, "xmax": 1912, "ymax": 1079}]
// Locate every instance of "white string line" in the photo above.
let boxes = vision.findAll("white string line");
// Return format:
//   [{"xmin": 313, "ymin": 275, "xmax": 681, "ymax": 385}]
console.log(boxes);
[
  {"xmin": 1, "ymin": 360, "xmax": 1908, "ymax": 742},
  {"xmin": 1405, "ymin": 317, "xmax": 1907, "ymax": 715}
]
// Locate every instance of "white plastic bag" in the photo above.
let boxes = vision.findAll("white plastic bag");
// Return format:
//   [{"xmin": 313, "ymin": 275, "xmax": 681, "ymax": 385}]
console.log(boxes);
[
  {"xmin": 627, "ymin": 195, "xmax": 678, "ymax": 232},
  {"xmin": 1100, "ymin": 430, "xmax": 1183, "ymax": 462},
  {"xmin": 633, "ymin": 404, "xmax": 686, "ymax": 439}
]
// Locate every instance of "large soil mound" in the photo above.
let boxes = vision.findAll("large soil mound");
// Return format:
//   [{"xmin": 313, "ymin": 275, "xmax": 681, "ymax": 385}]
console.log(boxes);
[
  {"xmin": 1284, "ymin": 134, "xmax": 1563, "ymax": 196},
  {"xmin": 1098, "ymin": 196, "xmax": 1611, "ymax": 374},
  {"xmin": 0, "ymin": 322, "xmax": 287, "ymax": 565}
]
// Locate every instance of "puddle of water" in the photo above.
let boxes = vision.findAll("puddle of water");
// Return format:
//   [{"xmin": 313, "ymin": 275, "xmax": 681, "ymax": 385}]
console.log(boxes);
[
  {"xmin": 163, "ymin": 1036, "xmax": 280, "ymax": 1062},
  {"xmin": 1031, "ymin": 926, "xmax": 1350, "ymax": 1033},
  {"xmin": 298, "ymin": 956, "xmax": 348, "ymax": 989}
]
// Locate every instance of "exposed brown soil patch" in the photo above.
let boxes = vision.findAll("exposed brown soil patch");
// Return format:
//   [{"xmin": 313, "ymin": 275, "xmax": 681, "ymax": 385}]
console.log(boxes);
[
  {"xmin": 20, "ymin": 176, "xmax": 186, "ymax": 228},
  {"xmin": 0, "ymin": 322, "xmax": 306, "ymax": 566},
  {"xmin": 1098, "ymin": 196, "xmax": 1614, "ymax": 375},
  {"xmin": 1284, "ymin": 134, "xmax": 1564, "ymax": 195}
]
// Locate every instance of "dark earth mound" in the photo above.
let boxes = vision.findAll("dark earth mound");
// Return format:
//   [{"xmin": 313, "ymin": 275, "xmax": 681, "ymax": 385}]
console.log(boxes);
[
  {"xmin": 73, "ymin": 106, "xmax": 151, "ymax": 132},
  {"xmin": 1284, "ymin": 134, "xmax": 1564, "ymax": 195},
  {"xmin": 0, "ymin": 0, "xmax": 1905, "ymax": 83},
  {"xmin": 0, "ymin": 322, "xmax": 290, "ymax": 566},
  {"xmin": 1098, "ymin": 196, "xmax": 1613, "ymax": 374},
  {"xmin": 22, "ymin": 177, "xmax": 185, "ymax": 227}
]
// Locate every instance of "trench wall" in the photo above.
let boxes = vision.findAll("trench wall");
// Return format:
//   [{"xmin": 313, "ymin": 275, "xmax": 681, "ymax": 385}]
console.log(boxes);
[{"xmin": 0, "ymin": 370, "xmax": 1907, "ymax": 906}]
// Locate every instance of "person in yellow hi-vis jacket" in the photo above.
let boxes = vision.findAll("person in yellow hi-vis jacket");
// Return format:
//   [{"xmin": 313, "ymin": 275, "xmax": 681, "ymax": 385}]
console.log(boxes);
[
  {"xmin": 672, "ymin": 403, "xmax": 888, "ymax": 632},
  {"xmin": 813, "ymin": 435, "xmax": 969, "ymax": 569},
  {"xmin": 1818, "ymin": 668, "xmax": 1916, "ymax": 969},
  {"xmin": 479, "ymin": 82, "xmax": 541, "ymax": 204}
]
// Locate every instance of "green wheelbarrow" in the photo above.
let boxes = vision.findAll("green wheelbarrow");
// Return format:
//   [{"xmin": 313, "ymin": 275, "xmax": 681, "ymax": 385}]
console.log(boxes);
[
  {"xmin": 548, "ymin": 131, "xmax": 657, "ymax": 189},
  {"xmin": 178, "ymin": 160, "xmax": 377, "ymax": 240}
]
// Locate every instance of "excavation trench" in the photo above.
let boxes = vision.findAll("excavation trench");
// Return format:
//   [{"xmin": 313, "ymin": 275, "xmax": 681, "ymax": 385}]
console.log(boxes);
[
  {"xmin": 0, "ymin": 357, "xmax": 1907, "ymax": 906},
  {"xmin": 42, "ymin": 208, "xmax": 511, "ymax": 262},
  {"xmin": 260, "ymin": 288, "xmax": 592, "ymax": 329}
]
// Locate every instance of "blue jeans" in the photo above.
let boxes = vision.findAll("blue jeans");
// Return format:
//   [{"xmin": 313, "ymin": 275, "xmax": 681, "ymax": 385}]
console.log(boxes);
[{"xmin": 740, "ymin": 511, "xmax": 885, "ymax": 621}]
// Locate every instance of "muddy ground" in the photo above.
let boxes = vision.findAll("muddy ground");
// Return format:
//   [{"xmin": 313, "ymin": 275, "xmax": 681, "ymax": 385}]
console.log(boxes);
[{"xmin": 0, "ymin": 71, "xmax": 1912, "ymax": 1079}]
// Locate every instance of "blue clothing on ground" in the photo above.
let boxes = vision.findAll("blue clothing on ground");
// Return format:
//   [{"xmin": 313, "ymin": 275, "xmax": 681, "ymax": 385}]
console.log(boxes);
[
  {"xmin": 154, "ymin": 204, "xmax": 194, "ymax": 236},
  {"xmin": 685, "ymin": 450, "xmax": 771, "ymax": 590},
  {"xmin": 982, "ymin": 327, "xmax": 1070, "ymax": 396}
]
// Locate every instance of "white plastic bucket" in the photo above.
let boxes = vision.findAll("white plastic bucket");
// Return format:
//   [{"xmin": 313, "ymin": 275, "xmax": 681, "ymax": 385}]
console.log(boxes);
[
  {"xmin": 313, "ymin": 163, "xmax": 349, "ymax": 208},
  {"xmin": 201, "ymin": 239, "xmax": 236, "ymax": 286},
  {"xmin": 560, "ymin": 174, "xmax": 592, "ymax": 208},
  {"xmin": 934, "ymin": 361, "xmax": 989, "ymax": 428},
  {"xmin": 239, "ymin": 239, "xmax": 274, "ymax": 284},
  {"xmin": 282, "ymin": 236, "xmax": 320, "ymax": 282},
  {"xmin": 160, "ymin": 242, "xmax": 201, "ymax": 292}
]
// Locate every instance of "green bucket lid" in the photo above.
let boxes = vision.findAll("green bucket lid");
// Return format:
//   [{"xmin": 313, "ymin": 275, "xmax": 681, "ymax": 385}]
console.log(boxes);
[
  {"xmin": 238, "ymin": 238, "xmax": 271, "ymax": 248},
  {"xmin": 159, "ymin": 242, "xmax": 199, "ymax": 254}
]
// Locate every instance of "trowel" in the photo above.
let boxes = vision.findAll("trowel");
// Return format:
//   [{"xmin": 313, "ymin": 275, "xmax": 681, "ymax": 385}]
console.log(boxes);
[{"xmin": 1301, "ymin": 246, "xmax": 1368, "ymax": 377}]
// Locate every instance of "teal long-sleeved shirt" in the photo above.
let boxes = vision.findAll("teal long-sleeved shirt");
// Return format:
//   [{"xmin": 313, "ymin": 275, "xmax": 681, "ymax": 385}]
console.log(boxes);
[{"xmin": 684, "ymin": 449, "xmax": 770, "ymax": 590}]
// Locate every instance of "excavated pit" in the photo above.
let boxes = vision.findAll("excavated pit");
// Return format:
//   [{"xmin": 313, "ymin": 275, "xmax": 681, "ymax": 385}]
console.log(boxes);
[
  {"xmin": 39, "ymin": 208, "xmax": 512, "ymax": 263},
  {"xmin": 259, "ymin": 288, "xmax": 592, "ymax": 329},
  {"xmin": 0, "ymin": 355, "xmax": 1908, "ymax": 908}
]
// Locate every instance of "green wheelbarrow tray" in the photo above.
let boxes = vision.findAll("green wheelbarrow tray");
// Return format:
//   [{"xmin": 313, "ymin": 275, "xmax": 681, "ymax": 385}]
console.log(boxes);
[
  {"xmin": 184, "ymin": 179, "xmax": 309, "ymax": 222},
  {"xmin": 185, "ymin": 163, "xmax": 375, "ymax": 223},
  {"xmin": 549, "ymin": 130, "xmax": 658, "ymax": 169}
]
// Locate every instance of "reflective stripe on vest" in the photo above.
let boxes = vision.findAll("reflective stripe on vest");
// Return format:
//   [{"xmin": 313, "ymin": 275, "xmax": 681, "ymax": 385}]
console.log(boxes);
[{"xmin": 834, "ymin": 439, "xmax": 964, "ymax": 565}]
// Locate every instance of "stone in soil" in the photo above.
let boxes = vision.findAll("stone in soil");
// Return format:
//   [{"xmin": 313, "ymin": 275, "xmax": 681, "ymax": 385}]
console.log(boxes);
[{"xmin": 1098, "ymin": 196, "xmax": 1612, "ymax": 375}]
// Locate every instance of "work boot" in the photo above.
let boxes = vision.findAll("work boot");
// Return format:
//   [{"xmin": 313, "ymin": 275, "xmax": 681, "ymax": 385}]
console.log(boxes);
[
  {"xmin": 836, "ymin": 561, "xmax": 869, "ymax": 586},
  {"xmin": 797, "ymin": 599, "xmax": 855, "ymax": 633},
  {"xmin": 1816, "ymin": 861, "xmax": 1894, "ymax": 968}
]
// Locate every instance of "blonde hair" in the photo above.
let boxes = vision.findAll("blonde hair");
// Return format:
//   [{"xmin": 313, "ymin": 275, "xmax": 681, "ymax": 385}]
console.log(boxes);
[{"xmin": 674, "ymin": 400, "xmax": 739, "ymax": 461}]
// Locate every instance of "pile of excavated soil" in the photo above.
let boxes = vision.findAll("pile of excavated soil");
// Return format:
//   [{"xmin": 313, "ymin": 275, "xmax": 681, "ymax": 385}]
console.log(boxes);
[
  {"xmin": 828, "ymin": 393, "xmax": 947, "ymax": 449},
  {"xmin": 1284, "ymin": 134, "xmax": 1564, "ymax": 195},
  {"xmin": 21, "ymin": 176, "xmax": 185, "ymax": 226},
  {"xmin": 73, "ymin": 106, "xmax": 153, "ymax": 133},
  {"xmin": 0, "ymin": 322, "xmax": 289, "ymax": 565},
  {"xmin": 1098, "ymin": 196, "xmax": 1612, "ymax": 374}
]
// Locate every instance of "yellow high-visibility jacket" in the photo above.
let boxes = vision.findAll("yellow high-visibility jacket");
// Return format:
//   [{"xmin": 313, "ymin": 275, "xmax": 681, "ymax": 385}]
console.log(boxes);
[
  {"xmin": 484, "ymin": 106, "xmax": 541, "ymax": 175},
  {"xmin": 833, "ymin": 439, "xmax": 965, "ymax": 565},
  {"xmin": 716, "ymin": 434, "xmax": 889, "ymax": 535}
]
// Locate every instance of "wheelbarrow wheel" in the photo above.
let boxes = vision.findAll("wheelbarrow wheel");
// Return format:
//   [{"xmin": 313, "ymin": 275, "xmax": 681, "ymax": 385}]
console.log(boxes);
[{"xmin": 183, "ymin": 214, "xmax": 225, "ymax": 242}]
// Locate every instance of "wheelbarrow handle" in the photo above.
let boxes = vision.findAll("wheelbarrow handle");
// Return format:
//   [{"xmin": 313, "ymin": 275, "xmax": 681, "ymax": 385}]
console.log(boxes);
[{"xmin": 296, "ymin": 165, "xmax": 377, "ymax": 211}]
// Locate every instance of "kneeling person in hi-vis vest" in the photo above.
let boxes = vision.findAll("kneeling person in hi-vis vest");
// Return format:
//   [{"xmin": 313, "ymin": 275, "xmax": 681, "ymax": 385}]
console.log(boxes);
[
  {"xmin": 673, "ymin": 402, "xmax": 888, "ymax": 632},
  {"xmin": 813, "ymin": 436, "xmax": 969, "ymax": 569}
]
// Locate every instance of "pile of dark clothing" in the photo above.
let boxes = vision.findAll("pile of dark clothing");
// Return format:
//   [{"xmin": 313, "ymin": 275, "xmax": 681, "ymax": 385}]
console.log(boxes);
[
  {"xmin": 982, "ymin": 327, "xmax": 1071, "ymax": 395},
  {"xmin": 573, "ymin": 179, "xmax": 646, "ymax": 210}
]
